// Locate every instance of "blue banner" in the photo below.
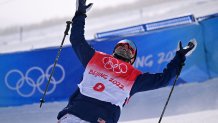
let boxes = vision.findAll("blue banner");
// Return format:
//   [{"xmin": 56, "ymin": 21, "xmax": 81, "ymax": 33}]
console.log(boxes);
[
  {"xmin": 0, "ymin": 47, "xmax": 84, "ymax": 106},
  {"xmin": 91, "ymin": 23, "xmax": 209, "ymax": 84}
]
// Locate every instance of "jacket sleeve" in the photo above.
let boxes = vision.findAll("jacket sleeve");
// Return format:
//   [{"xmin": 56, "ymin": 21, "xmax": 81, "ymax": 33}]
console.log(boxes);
[
  {"xmin": 70, "ymin": 12, "xmax": 95, "ymax": 67},
  {"xmin": 130, "ymin": 52, "xmax": 186, "ymax": 96}
]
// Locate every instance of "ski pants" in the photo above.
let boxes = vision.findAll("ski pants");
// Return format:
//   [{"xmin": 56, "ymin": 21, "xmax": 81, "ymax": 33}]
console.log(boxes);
[{"xmin": 57, "ymin": 114, "xmax": 90, "ymax": 123}]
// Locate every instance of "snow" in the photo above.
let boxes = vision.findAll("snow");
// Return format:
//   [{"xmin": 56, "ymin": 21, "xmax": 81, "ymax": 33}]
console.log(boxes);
[
  {"xmin": 0, "ymin": 78, "xmax": 218, "ymax": 123},
  {"xmin": 120, "ymin": 78, "xmax": 218, "ymax": 122},
  {"xmin": 121, "ymin": 110, "xmax": 218, "ymax": 123},
  {"xmin": 0, "ymin": 0, "xmax": 137, "ymax": 29},
  {"xmin": 1, "ymin": 0, "xmax": 218, "ymax": 53}
]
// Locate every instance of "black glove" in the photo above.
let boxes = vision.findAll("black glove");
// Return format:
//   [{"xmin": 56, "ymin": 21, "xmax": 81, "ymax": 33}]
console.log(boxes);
[
  {"xmin": 177, "ymin": 39, "xmax": 197, "ymax": 57},
  {"xmin": 76, "ymin": 0, "xmax": 93, "ymax": 14}
]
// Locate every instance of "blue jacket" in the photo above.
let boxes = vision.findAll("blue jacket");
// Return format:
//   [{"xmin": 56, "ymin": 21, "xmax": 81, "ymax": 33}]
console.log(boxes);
[{"xmin": 57, "ymin": 12, "xmax": 186, "ymax": 123}]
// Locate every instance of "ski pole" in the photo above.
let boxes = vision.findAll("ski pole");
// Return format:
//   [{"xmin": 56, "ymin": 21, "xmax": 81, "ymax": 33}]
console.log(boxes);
[
  {"xmin": 39, "ymin": 21, "xmax": 72, "ymax": 108},
  {"xmin": 158, "ymin": 63, "xmax": 184, "ymax": 123}
]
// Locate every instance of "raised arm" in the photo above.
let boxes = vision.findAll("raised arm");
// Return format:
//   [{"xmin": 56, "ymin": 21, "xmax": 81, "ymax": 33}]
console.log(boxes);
[
  {"xmin": 130, "ymin": 40, "xmax": 197, "ymax": 96},
  {"xmin": 70, "ymin": 0, "xmax": 95, "ymax": 67}
]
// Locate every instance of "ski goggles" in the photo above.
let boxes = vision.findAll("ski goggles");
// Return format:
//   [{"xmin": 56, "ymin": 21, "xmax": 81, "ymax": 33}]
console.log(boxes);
[{"xmin": 114, "ymin": 42, "xmax": 136, "ymax": 60}]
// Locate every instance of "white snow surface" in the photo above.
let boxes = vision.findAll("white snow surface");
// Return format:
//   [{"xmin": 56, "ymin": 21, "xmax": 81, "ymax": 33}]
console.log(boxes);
[
  {"xmin": 0, "ymin": 78, "xmax": 218, "ymax": 123},
  {"xmin": 0, "ymin": 0, "xmax": 218, "ymax": 53}
]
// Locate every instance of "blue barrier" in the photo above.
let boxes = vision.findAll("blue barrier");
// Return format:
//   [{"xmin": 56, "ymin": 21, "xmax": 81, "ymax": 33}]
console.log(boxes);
[
  {"xmin": 0, "ymin": 13, "xmax": 217, "ymax": 107},
  {"xmin": 95, "ymin": 15, "xmax": 195, "ymax": 39},
  {"xmin": 95, "ymin": 25, "xmax": 146, "ymax": 39},
  {"xmin": 145, "ymin": 15, "xmax": 195, "ymax": 31},
  {"xmin": 198, "ymin": 14, "xmax": 218, "ymax": 78}
]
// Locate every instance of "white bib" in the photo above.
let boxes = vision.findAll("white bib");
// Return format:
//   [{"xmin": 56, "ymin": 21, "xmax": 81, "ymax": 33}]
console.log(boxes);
[{"xmin": 78, "ymin": 51, "xmax": 141, "ymax": 109}]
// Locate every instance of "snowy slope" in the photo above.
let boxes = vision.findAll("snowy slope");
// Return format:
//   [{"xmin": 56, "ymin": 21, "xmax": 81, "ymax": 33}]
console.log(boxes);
[
  {"xmin": 0, "ymin": 0, "xmax": 218, "ymax": 53},
  {"xmin": 0, "ymin": 78, "xmax": 218, "ymax": 123},
  {"xmin": 121, "ymin": 109, "xmax": 218, "ymax": 123}
]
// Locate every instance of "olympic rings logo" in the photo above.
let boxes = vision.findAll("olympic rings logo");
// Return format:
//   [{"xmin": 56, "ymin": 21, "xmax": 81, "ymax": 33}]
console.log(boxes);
[
  {"xmin": 4, "ymin": 64, "xmax": 65, "ymax": 97},
  {"xmin": 102, "ymin": 57, "xmax": 128, "ymax": 74}
]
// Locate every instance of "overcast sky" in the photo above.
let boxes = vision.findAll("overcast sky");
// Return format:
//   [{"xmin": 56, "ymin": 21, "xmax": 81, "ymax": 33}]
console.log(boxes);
[{"xmin": 0, "ymin": 0, "xmax": 137, "ymax": 29}]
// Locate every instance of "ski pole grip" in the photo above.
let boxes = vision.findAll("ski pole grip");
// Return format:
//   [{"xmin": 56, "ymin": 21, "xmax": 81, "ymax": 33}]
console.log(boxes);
[{"xmin": 64, "ymin": 21, "xmax": 72, "ymax": 35}]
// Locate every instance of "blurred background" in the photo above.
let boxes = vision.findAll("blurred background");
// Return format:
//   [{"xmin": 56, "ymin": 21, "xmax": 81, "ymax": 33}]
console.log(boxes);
[{"xmin": 0, "ymin": 0, "xmax": 218, "ymax": 123}]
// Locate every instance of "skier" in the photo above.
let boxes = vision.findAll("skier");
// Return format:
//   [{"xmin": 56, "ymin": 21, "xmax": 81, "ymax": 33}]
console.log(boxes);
[{"xmin": 57, "ymin": 0, "xmax": 196, "ymax": 123}]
